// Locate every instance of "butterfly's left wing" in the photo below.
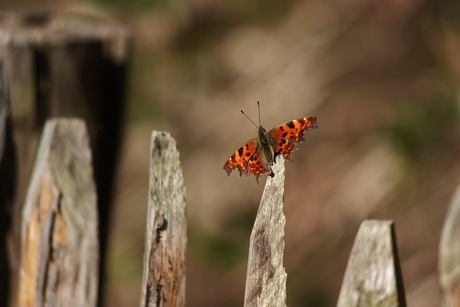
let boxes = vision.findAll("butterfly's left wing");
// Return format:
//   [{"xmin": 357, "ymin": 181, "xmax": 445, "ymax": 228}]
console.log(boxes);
[
  {"xmin": 223, "ymin": 139, "xmax": 269, "ymax": 183},
  {"xmin": 268, "ymin": 116, "xmax": 318, "ymax": 160},
  {"xmin": 223, "ymin": 139, "xmax": 258, "ymax": 176}
]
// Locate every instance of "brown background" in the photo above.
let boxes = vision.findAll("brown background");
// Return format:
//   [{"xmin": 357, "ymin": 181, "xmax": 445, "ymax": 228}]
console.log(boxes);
[{"xmin": 2, "ymin": 0, "xmax": 460, "ymax": 306}]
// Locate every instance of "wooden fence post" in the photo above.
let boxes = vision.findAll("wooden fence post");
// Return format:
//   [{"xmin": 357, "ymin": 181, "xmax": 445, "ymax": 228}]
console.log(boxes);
[
  {"xmin": 17, "ymin": 118, "xmax": 99, "ymax": 307},
  {"xmin": 0, "ymin": 61, "xmax": 14, "ymax": 307},
  {"xmin": 337, "ymin": 220, "xmax": 406, "ymax": 307},
  {"xmin": 439, "ymin": 186, "xmax": 460, "ymax": 306},
  {"xmin": 244, "ymin": 155, "xmax": 287, "ymax": 307},
  {"xmin": 140, "ymin": 131, "xmax": 187, "ymax": 307},
  {"xmin": 0, "ymin": 12, "xmax": 130, "ymax": 304}
]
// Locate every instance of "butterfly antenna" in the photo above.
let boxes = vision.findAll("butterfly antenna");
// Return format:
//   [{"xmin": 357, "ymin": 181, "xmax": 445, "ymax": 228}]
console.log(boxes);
[
  {"xmin": 257, "ymin": 100, "xmax": 261, "ymax": 126},
  {"xmin": 240, "ymin": 109, "xmax": 259, "ymax": 129}
]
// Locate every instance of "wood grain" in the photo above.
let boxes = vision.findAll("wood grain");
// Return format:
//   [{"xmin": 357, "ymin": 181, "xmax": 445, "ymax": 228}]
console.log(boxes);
[
  {"xmin": 244, "ymin": 155, "xmax": 287, "ymax": 307},
  {"xmin": 140, "ymin": 131, "xmax": 187, "ymax": 307},
  {"xmin": 0, "ymin": 13, "xmax": 130, "ymax": 304},
  {"xmin": 18, "ymin": 118, "xmax": 99, "ymax": 307},
  {"xmin": 337, "ymin": 220, "xmax": 406, "ymax": 307}
]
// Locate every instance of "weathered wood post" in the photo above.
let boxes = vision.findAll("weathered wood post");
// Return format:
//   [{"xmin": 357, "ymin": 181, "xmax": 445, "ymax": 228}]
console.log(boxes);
[
  {"xmin": 17, "ymin": 118, "xmax": 99, "ymax": 307},
  {"xmin": 0, "ymin": 12, "xmax": 130, "ymax": 304},
  {"xmin": 244, "ymin": 155, "xmax": 287, "ymax": 307},
  {"xmin": 439, "ymin": 186, "xmax": 460, "ymax": 306},
  {"xmin": 140, "ymin": 131, "xmax": 187, "ymax": 307},
  {"xmin": 337, "ymin": 220, "xmax": 406, "ymax": 307},
  {"xmin": 0, "ymin": 61, "xmax": 15, "ymax": 307}
]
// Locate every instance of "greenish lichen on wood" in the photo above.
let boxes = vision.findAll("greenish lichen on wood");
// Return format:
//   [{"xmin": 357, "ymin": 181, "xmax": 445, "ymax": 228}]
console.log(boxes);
[
  {"xmin": 18, "ymin": 118, "xmax": 99, "ymax": 307},
  {"xmin": 439, "ymin": 186, "xmax": 460, "ymax": 307},
  {"xmin": 244, "ymin": 155, "xmax": 287, "ymax": 307},
  {"xmin": 337, "ymin": 220, "xmax": 406, "ymax": 307},
  {"xmin": 140, "ymin": 131, "xmax": 187, "ymax": 307}
]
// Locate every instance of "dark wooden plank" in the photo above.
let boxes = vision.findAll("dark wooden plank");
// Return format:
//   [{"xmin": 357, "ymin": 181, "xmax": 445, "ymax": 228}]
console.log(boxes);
[
  {"xmin": 0, "ymin": 61, "xmax": 14, "ymax": 307},
  {"xmin": 17, "ymin": 118, "xmax": 99, "ymax": 307},
  {"xmin": 140, "ymin": 131, "xmax": 187, "ymax": 307},
  {"xmin": 244, "ymin": 155, "xmax": 287, "ymax": 307},
  {"xmin": 337, "ymin": 220, "xmax": 406, "ymax": 307},
  {"xmin": 439, "ymin": 187, "xmax": 460, "ymax": 306},
  {"xmin": 0, "ymin": 13, "xmax": 130, "ymax": 304}
]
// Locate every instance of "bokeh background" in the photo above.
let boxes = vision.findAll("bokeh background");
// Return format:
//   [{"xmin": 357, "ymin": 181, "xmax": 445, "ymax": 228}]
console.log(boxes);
[{"xmin": 3, "ymin": 0, "xmax": 460, "ymax": 306}]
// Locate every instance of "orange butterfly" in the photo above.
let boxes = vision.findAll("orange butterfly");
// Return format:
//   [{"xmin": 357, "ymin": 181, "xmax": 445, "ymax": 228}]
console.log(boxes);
[{"xmin": 223, "ymin": 102, "xmax": 318, "ymax": 183}]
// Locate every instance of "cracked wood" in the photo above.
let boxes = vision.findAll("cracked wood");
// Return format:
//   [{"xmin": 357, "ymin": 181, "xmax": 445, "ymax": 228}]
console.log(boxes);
[
  {"xmin": 18, "ymin": 119, "xmax": 99, "ymax": 307},
  {"xmin": 140, "ymin": 131, "xmax": 187, "ymax": 307}
]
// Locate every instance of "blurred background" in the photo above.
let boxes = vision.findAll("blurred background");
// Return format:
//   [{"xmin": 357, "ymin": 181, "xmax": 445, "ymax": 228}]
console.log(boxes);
[{"xmin": 2, "ymin": 0, "xmax": 460, "ymax": 306}]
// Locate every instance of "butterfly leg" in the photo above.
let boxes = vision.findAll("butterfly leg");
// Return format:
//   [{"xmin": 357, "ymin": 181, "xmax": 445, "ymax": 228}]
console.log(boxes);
[
  {"xmin": 273, "ymin": 152, "xmax": 280, "ymax": 163},
  {"xmin": 268, "ymin": 166, "xmax": 274, "ymax": 177}
]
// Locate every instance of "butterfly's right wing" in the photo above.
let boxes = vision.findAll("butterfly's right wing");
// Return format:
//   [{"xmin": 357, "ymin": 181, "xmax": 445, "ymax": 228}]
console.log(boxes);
[{"xmin": 269, "ymin": 116, "xmax": 318, "ymax": 161}]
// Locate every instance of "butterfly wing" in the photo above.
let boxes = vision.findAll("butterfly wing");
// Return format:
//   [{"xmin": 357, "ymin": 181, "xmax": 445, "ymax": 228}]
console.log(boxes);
[
  {"xmin": 223, "ymin": 139, "xmax": 269, "ymax": 183},
  {"xmin": 268, "ymin": 116, "xmax": 318, "ymax": 160}
]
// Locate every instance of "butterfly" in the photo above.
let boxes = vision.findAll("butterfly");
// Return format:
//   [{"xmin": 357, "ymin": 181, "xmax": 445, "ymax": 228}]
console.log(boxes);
[{"xmin": 223, "ymin": 102, "xmax": 318, "ymax": 183}]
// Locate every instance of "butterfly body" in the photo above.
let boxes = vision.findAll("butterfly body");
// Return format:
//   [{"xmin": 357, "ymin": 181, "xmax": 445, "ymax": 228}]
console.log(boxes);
[
  {"xmin": 224, "ymin": 116, "xmax": 318, "ymax": 183},
  {"xmin": 257, "ymin": 126, "xmax": 275, "ymax": 174}
]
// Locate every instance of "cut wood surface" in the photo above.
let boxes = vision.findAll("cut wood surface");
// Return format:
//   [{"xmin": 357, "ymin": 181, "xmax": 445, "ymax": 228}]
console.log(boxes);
[
  {"xmin": 18, "ymin": 118, "xmax": 99, "ymax": 307},
  {"xmin": 337, "ymin": 220, "xmax": 406, "ymax": 307},
  {"xmin": 140, "ymin": 131, "xmax": 187, "ymax": 307},
  {"xmin": 439, "ymin": 186, "xmax": 460, "ymax": 307},
  {"xmin": 244, "ymin": 155, "xmax": 287, "ymax": 307}
]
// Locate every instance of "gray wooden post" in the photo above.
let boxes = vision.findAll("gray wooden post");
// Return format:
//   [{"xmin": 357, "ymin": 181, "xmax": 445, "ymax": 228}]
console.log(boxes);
[
  {"xmin": 17, "ymin": 118, "xmax": 99, "ymax": 307},
  {"xmin": 140, "ymin": 131, "xmax": 187, "ymax": 307},
  {"xmin": 0, "ymin": 13, "xmax": 130, "ymax": 304},
  {"xmin": 439, "ymin": 186, "xmax": 460, "ymax": 307},
  {"xmin": 337, "ymin": 220, "xmax": 406, "ymax": 307},
  {"xmin": 244, "ymin": 155, "xmax": 288, "ymax": 307}
]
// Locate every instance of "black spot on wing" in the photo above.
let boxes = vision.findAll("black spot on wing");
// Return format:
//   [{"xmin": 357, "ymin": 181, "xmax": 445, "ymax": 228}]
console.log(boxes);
[
  {"xmin": 278, "ymin": 139, "xmax": 287, "ymax": 148},
  {"xmin": 287, "ymin": 121, "xmax": 295, "ymax": 129}
]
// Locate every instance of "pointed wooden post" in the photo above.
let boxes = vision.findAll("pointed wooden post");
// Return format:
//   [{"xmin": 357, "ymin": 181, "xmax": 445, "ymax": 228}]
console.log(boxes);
[
  {"xmin": 337, "ymin": 220, "xmax": 406, "ymax": 307},
  {"xmin": 17, "ymin": 118, "xmax": 99, "ymax": 307},
  {"xmin": 0, "ymin": 14, "xmax": 130, "ymax": 304},
  {"xmin": 140, "ymin": 131, "xmax": 187, "ymax": 307},
  {"xmin": 439, "ymin": 186, "xmax": 460, "ymax": 307},
  {"xmin": 244, "ymin": 155, "xmax": 287, "ymax": 307}
]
